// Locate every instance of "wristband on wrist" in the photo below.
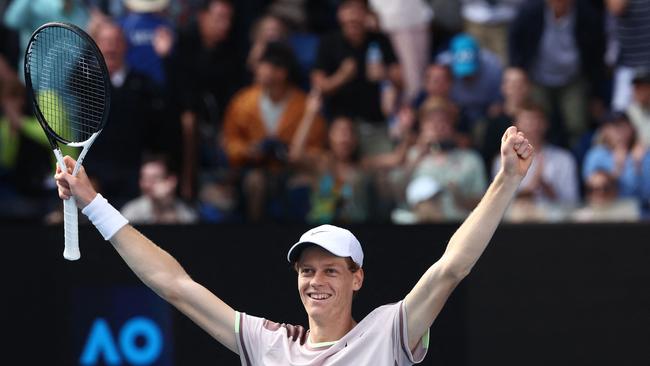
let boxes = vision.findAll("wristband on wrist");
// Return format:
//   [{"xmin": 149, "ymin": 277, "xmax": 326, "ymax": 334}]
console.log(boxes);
[{"xmin": 81, "ymin": 193, "xmax": 129, "ymax": 240}]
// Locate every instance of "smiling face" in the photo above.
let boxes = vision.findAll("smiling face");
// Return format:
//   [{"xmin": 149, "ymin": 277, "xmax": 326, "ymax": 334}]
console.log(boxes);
[{"xmin": 296, "ymin": 246, "xmax": 363, "ymax": 324}]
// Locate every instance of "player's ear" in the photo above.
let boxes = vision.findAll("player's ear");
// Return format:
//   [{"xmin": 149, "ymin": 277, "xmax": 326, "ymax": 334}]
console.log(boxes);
[{"xmin": 352, "ymin": 268, "xmax": 364, "ymax": 291}]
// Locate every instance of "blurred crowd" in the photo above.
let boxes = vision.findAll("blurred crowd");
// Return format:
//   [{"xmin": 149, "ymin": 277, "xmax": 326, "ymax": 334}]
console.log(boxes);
[{"xmin": 1, "ymin": 0, "xmax": 650, "ymax": 224}]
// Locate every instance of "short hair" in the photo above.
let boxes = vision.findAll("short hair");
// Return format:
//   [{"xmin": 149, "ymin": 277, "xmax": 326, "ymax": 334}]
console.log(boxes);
[
  {"xmin": 418, "ymin": 97, "xmax": 456, "ymax": 122},
  {"xmin": 141, "ymin": 152, "xmax": 175, "ymax": 176},
  {"xmin": 338, "ymin": 0, "xmax": 367, "ymax": 10},
  {"xmin": 259, "ymin": 41, "xmax": 300, "ymax": 83},
  {"xmin": 198, "ymin": 0, "xmax": 232, "ymax": 12},
  {"xmin": 250, "ymin": 13, "xmax": 288, "ymax": 42}
]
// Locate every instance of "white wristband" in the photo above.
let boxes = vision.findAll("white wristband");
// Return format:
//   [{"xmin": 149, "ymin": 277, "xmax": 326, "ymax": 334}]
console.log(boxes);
[{"xmin": 81, "ymin": 193, "xmax": 129, "ymax": 240}]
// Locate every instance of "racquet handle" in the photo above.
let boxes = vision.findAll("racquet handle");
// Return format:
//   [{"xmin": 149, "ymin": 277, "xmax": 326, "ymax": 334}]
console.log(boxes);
[
  {"xmin": 62, "ymin": 196, "xmax": 80, "ymax": 260},
  {"xmin": 54, "ymin": 149, "xmax": 80, "ymax": 260}
]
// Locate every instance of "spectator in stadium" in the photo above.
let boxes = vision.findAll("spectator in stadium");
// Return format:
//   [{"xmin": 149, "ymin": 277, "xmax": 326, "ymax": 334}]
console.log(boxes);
[
  {"xmin": 402, "ymin": 98, "xmax": 487, "ymax": 221},
  {"xmin": 0, "ymin": 74, "xmax": 62, "ymax": 219},
  {"xmin": 118, "ymin": 0, "xmax": 173, "ymax": 85},
  {"xmin": 311, "ymin": 0, "xmax": 402, "ymax": 156},
  {"xmin": 85, "ymin": 20, "xmax": 171, "ymax": 208},
  {"xmin": 246, "ymin": 13, "xmax": 289, "ymax": 75},
  {"xmin": 408, "ymin": 63, "xmax": 478, "ymax": 149},
  {"xmin": 478, "ymin": 67, "xmax": 532, "ymax": 167},
  {"xmin": 414, "ymin": 64, "xmax": 455, "ymax": 110},
  {"xmin": 582, "ymin": 112, "xmax": 650, "ymax": 203},
  {"xmin": 292, "ymin": 111, "xmax": 415, "ymax": 224},
  {"xmin": 626, "ymin": 68, "xmax": 650, "ymax": 148},
  {"xmin": 222, "ymin": 42, "xmax": 326, "ymax": 222},
  {"xmin": 436, "ymin": 33, "xmax": 503, "ymax": 137},
  {"xmin": 607, "ymin": 0, "xmax": 650, "ymax": 112},
  {"xmin": 393, "ymin": 64, "xmax": 456, "ymax": 144},
  {"xmin": 301, "ymin": 116, "xmax": 370, "ymax": 224},
  {"xmin": 509, "ymin": 0, "xmax": 605, "ymax": 148},
  {"xmin": 368, "ymin": 0, "xmax": 433, "ymax": 103},
  {"xmin": 164, "ymin": 0, "xmax": 245, "ymax": 199},
  {"xmin": 121, "ymin": 154, "xmax": 197, "ymax": 224},
  {"xmin": 391, "ymin": 175, "xmax": 446, "ymax": 224},
  {"xmin": 492, "ymin": 103, "xmax": 579, "ymax": 211},
  {"xmin": 460, "ymin": 0, "xmax": 524, "ymax": 65},
  {"xmin": 571, "ymin": 170, "xmax": 640, "ymax": 222},
  {"xmin": 3, "ymin": 0, "xmax": 90, "ymax": 73}
]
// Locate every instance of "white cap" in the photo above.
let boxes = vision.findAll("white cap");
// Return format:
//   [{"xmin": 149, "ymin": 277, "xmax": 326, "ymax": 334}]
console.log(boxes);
[
  {"xmin": 124, "ymin": 0, "xmax": 170, "ymax": 12},
  {"xmin": 406, "ymin": 176, "xmax": 442, "ymax": 207},
  {"xmin": 287, "ymin": 224, "xmax": 364, "ymax": 267}
]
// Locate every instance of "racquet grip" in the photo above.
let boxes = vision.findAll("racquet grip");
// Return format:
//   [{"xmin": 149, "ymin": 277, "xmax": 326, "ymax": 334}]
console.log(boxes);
[
  {"xmin": 54, "ymin": 149, "xmax": 80, "ymax": 260},
  {"xmin": 62, "ymin": 196, "xmax": 80, "ymax": 260}
]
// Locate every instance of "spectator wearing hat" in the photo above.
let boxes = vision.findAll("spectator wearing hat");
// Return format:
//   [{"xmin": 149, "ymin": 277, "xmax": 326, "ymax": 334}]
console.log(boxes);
[
  {"xmin": 222, "ymin": 42, "xmax": 327, "ymax": 222},
  {"xmin": 391, "ymin": 175, "xmax": 446, "ymax": 224},
  {"xmin": 626, "ymin": 68, "xmax": 650, "ymax": 148},
  {"xmin": 402, "ymin": 98, "xmax": 487, "ymax": 221},
  {"xmin": 508, "ymin": 0, "xmax": 605, "ymax": 148},
  {"xmin": 436, "ymin": 33, "xmax": 503, "ymax": 136},
  {"xmin": 607, "ymin": 0, "xmax": 650, "ymax": 112},
  {"xmin": 118, "ymin": 0, "xmax": 173, "ymax": 85}
]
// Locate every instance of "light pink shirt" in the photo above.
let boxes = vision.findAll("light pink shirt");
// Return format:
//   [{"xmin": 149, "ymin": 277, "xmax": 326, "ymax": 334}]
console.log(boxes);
[{"xmin": 235, "ymin": 301, "xmax": 429, "ymax": 365}]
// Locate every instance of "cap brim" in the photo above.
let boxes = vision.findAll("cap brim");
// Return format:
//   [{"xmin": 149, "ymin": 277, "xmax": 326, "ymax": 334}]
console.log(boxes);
[{"xmin": 287, "ymin": 241, "xmax": 348, "ymax": 263}]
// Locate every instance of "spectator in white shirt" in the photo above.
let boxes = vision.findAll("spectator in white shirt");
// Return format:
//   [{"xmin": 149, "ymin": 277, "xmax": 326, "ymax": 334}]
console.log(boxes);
[{"xmin": 493, "ymin": 102, "xmax": 579, "ymax": 208}]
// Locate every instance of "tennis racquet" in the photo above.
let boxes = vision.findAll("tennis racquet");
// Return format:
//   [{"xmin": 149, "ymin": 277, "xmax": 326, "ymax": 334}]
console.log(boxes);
[{"xmin": 24, "ymin": 22, "xmax": 111, "ymax": 260}]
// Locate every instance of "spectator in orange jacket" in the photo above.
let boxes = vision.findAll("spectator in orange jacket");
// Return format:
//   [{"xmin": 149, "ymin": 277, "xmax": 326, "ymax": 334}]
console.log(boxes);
[{"xmin": 222, "ymin": 42, "xmax": 327, "ymax": 221}]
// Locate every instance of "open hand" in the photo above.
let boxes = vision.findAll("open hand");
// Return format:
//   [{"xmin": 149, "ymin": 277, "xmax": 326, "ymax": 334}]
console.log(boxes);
[{"xmin": 500, "ymin": 126, "xmax": 534, "ymax": 179}]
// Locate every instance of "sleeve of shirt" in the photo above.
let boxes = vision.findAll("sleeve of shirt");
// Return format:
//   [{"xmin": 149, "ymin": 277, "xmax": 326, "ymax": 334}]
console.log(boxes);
[
  {"xmin": 394, "ymin": 301, "xmax": 429, "ymax": 364},
  {"xmin": 234, "ymin": 311, "xmax": 269, "ymax": 366},
  {"xmin": 552, "ymin": 150, "xmax": 579, "ymax": 203}
]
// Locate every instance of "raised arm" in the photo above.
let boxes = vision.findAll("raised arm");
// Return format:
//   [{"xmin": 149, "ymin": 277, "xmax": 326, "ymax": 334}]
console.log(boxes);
[
  {"xmin": 403, "ymin": 127, "xmax": 534, "ymax": 351},
  {"xmin": 54, "ymin": 156, "xmax": 238, "ymax": 353}
]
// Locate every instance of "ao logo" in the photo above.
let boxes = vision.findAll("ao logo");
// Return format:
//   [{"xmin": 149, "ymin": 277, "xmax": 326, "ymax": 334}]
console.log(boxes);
[{"xmin": 80, "ymin": 316, "xmax": 163, "ymax": 365}]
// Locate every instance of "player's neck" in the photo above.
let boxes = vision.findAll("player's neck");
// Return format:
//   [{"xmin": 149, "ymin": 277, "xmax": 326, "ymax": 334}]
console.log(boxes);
[{"xmin": 308, "ymin": 314, "xmax": 357, "ymax": 343}]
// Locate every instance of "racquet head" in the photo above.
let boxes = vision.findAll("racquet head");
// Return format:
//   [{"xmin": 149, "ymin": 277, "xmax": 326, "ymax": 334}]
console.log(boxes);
[{"xmin": 24, "ymin": 22, "xmax": 111, "ymax": 146}]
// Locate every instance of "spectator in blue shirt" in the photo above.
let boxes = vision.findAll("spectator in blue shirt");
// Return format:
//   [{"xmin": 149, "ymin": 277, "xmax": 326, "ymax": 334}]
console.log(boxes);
[{"xmin": 118, "ymin": 0, "xmax": 174, "ymax": 85}]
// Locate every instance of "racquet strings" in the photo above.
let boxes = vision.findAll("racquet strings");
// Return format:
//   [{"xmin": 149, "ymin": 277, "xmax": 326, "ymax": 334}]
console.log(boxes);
[{"xmin": 28, "ymin": 26, "xmax": 106, "ymax": 144}]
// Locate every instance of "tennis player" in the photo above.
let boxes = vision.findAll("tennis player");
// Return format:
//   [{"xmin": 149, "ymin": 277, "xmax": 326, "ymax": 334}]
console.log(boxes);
[{"xmin": 54, "ymin": 126, "xmax": 534, "ymax": 365}]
